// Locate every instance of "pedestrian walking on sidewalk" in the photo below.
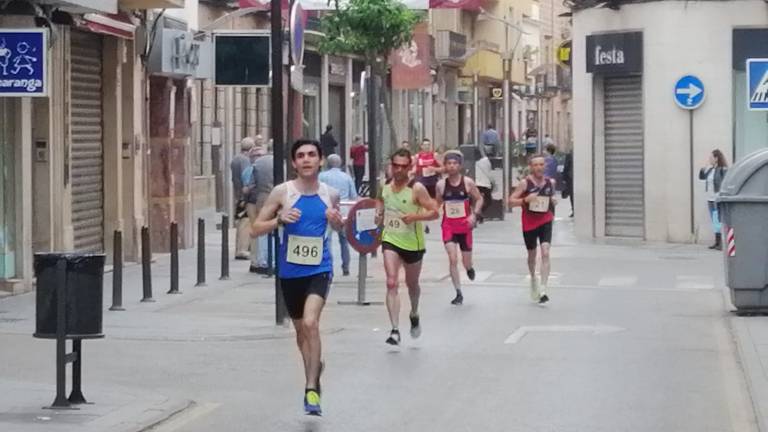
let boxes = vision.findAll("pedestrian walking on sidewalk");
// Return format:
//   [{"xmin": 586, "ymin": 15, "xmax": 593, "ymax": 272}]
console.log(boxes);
[
  {"xmin": 320, "ymin": 154, "xmax": 358, "ymax": 276},
  {"xmin": 244, "ymin": 141, "xmax": 273, "ymax": 274},
  {"xmin": 474, "ymin": 148, "xmax": 493, "ymax": 224},
  {"xmin": 414, "ymin": 138, "xmax": 442, "ymax": 234},
  {"xmin": 251, "ymin": 139, "xmax": 345, "ymax": 416},
  {"xmin": 699, "ymin": 149, "xmax": 728, "ymax": 250},
  {"xmin": 435, "ymin": 151, "xmax": 484, "ymax": 305},
  {"xmin": 377, "ymin": 148, "xmax": 440, "ymax": 346},
  {"xmin": 349, "ymin": 135, "xmax": 367, "ymax": 193},
  {"xmin": 320, "ymin": 124, "xmax": 339, "ymax": 157},
  {"xmin": 509, "ymin": 154, "xmax": 557, "ymax": 304},
  {"xmin": 562, "ymin": 151, "xmax": 574, "ymax": 218},
  {"xmin": 232, "ymin": 136, "xmax": 256, "ymax": 260}
]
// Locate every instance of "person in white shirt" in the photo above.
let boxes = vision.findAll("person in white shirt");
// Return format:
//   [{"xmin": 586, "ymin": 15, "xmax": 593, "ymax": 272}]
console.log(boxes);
[{"xmin": 473, "ymin": 148, "xmax": 493, "ymax": 224}]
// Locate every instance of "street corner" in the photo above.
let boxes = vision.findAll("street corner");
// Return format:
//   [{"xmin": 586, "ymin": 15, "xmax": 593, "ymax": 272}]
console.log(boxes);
[{"xmin": 0, "ymin": 379, "xmax": 194, "ymax": 432}]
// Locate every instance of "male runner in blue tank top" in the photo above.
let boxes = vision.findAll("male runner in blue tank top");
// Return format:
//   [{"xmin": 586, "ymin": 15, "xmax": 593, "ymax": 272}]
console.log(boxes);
[{"xmin": 252, "ymin": 139, "xmax": 344, "ymax": 416}]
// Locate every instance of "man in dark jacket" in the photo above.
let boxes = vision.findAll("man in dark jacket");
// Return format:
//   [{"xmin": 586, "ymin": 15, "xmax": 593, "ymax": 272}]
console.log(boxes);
[{"xmin": 320, "ymin": 124, "xmax": 338, "ymax": 157}]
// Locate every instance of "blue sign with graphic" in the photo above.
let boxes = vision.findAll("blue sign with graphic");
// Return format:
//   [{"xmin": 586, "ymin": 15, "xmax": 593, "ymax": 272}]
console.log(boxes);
[
  {"xmin": 0, "ymin": 29, "xmax": 47, "ymax": 97},
  {"xmin": 674, "ymin": 75, "xmax": 705, "ymax": 110},
  {"xmin": 747, "ymin": 59, "xmax": 768, "ymax": 111}
]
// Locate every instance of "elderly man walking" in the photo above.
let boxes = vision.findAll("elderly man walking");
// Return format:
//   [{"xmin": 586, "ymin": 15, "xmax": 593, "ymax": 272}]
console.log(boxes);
[
  {"xmin": 319, "ymin": 154, "xmax": 358, "ymax": 276},
  {"xmin": 244, "ymin": 141, "xmax": 274, "ymax": 274},
  {"xmin": 232, "ymin": 137, "xmax": 256, "ymax": 259}
]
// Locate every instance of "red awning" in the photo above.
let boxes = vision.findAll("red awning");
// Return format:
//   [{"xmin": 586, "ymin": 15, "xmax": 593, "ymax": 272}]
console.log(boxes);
[
  {"xmin": 429, "ymin": 0, "xmax": 484, "ymax": 10},
  {"xmin": 81, "ymin": 12, "xmax": 137, "ymax": 40}
]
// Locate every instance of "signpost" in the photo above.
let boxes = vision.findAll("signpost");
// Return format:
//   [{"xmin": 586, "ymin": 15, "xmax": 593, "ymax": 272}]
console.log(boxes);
[
  {"xmin": 747, "ymin": 58, "xmax": 768, "ymax": 111},
  {"xmin": 674, "ymin": 75, "xmax": 706, "ymax": 238},
  {"xmin": 0, "ymin": 29, "xmax": 48, "ymax": 97},
  {"xmin": 339, "ymin": 198, "xmax": 383, "ymax": 306},
  {"xmin": 674, "ymin": 75, "xmax": 705, "ymax": 110}
]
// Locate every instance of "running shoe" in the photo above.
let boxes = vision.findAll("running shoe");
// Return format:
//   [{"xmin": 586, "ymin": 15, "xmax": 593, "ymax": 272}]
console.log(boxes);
[
  {"xmin": 529, "ymin": 276, "xmax": 541, "ymax": 302},
  {"xmin": 385, "ymin": 329, "xmax": 401, "ymax": 346},
  {"xmin": 304, "ymin": 390, "xmax": 322, "ymax": 416},
  {"xmin": 466, "ymin": 268, "xmax": 476, "ymax": 281},
  {"xmin": 451, "ymin": 292, "xmax": 464, "ymax": 305},
  {"xmin": 538, "ymin": 286, "xmax": 550, "ymax": 304},
  {"xmin": 409, "ymin": 314, "xmax": 421, "ymax": 339}
]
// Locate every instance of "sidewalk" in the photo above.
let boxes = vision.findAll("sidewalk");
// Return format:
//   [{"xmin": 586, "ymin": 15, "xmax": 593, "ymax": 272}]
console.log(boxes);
[{"xmin": 0, "ymin": 205, "xmax": 756, "ymax": 431}]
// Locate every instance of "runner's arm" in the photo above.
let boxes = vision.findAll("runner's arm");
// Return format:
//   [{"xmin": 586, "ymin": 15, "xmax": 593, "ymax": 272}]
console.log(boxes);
[
  {"xmin": 508, "ymin": 181, "xmax": 528, "ymax": 208},
  {"xmin": 550, "ymin": 178, "xmax": 559, "ymax": 205},
  {"xmin": 326, "ymin": 189, "xmax": 345, "ymax": 231},
  {"xmin": 251, "ymin": 184, "xmax": 285, "ymax": 237},
  {"xmin": 433, "ymin": 152, "xmax": 445, "ymax": 174},
  {"xmin": 435, "ymin": 179, "xmax": 446, "ymax": 208},
  {"xmin": 465, "ymin": 178, "xmax": 484, "ymax": 216},
  {"xmin": 410, "ymin": 182, "xmax": 440, "ymax": 222}
]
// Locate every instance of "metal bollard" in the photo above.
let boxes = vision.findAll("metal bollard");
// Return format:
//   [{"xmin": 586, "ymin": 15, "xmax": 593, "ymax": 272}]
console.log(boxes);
[
  {"xmin": 220, "ymin": 214, "xmax": 230, "ymax": 280},
  {"xmin": 196, "ymin": 218, "xmax": 206, "ymax": 287},
  {"xmin": 109, "ymin": 230, "xmax": 125, "ymax": 311},
  {"xmin": 168, "ymin": 222, "xmax": 180, "ymax": 294},
  {"xmin": 141, "ymin": 226, "xmax": 155, "ymax": 302}
]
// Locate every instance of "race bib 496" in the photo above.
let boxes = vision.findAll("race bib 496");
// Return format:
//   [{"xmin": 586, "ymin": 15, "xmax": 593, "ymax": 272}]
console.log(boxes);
[{"xmin": 286, "ymin": 235, "xmax": 323, "ymax": 265}]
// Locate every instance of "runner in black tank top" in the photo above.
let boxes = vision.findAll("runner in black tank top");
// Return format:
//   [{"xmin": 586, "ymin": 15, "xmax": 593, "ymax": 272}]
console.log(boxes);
[{"xmin": 436, "ymin": 151, "xmax": 484, "ymax": 305}]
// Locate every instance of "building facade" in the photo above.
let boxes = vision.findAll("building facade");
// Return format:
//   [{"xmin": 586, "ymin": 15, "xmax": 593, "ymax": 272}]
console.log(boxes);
[
  {"xmin": 0, "ymin": 0, "xmax": 182, "ymax": 295},
  {"xmin": 572, "ymin": 0, "xmax": 768, "ymax": 243}
]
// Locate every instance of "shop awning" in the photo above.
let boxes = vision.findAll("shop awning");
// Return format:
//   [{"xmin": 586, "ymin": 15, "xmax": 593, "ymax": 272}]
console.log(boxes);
[
  {"xmin": 460, "ymin": 49, "xmax": 503, "ymax": 81},
  {"xmin": 81, "ymin": 12, "xmax": 137, "ymax": 40},
  {"xmin": 37, "ymin": 0, "xmax": 117, "ymax": 14}
]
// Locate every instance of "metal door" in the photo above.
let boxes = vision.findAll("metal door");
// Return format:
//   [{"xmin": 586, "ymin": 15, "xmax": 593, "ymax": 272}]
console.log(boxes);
[
  {"xmin": 70, "ymin": 31, "xmax": 104, "ymax": 252},
  {"xmin": 604, "ymin": 75, "xmax": 644, "ymax": 237}
]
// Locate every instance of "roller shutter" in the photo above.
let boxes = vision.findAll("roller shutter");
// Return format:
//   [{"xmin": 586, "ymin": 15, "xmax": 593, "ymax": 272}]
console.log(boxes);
[
  {"xmin": 604, "ymin": 76, "xmax": 644, "ymax": 238},
  {"xmin": 70, "ymin": 31, "xmax": 104, "ymax": 252}
]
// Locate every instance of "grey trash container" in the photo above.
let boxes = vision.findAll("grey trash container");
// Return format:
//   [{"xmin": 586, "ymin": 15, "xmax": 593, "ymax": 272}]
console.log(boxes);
[{"xmin": 716, "ymin": 148, "xmax": 768, "ymax": 311}]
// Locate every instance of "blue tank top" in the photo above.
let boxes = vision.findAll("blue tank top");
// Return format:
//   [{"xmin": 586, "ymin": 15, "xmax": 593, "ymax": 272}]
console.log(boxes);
[{"xmin": 278, "ymin": 181, "xmax": 334, "ymax": 279}]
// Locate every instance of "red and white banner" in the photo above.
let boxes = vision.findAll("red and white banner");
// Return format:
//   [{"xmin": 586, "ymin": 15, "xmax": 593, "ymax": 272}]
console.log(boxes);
[
  {"xmin": 390, "ymin": 22, "xmax": 432, "ymax": 90},
  {"xmin": 727, "ymin": 227, "xmax": 736, "ymax": 257}
]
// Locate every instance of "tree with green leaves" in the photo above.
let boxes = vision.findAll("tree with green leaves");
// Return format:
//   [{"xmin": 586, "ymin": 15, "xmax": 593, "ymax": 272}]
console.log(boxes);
[{"xmin": 319, "ymin": 0, "xmax": 421, "ymax": 159}]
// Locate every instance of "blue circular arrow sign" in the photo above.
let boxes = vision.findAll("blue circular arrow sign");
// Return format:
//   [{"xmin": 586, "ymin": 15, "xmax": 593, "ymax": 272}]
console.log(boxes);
[{"xmin": 674, "ymin": 75, "xmax": 705, "ymax": 110}]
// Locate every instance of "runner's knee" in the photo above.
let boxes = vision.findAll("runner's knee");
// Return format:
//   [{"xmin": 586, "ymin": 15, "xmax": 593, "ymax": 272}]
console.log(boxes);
[
  {"xmin": 386, "ymin": 277, "xmax": 399, "ymax": 291},
  {"xmin": 302, "ymin": 316, "xmax": 320, "ymax": 334}
]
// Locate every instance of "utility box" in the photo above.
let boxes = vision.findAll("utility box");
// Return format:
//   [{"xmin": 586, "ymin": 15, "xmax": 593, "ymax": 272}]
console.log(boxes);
[{"xmin": 716, "ymin": 149, "xmax": 768, "ymax": 312}]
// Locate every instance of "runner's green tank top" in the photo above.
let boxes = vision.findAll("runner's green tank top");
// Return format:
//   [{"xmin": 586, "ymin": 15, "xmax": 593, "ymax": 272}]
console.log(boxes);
[{"xmin": 381, "ymin": 182, "xmax": 425, "ymax": 251}]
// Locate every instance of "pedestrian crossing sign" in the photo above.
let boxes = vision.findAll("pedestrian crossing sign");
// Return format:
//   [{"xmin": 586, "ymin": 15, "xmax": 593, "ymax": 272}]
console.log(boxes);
[{"xmin": 747, "ymin": 59, "xmax": 768, "ymax": 111}]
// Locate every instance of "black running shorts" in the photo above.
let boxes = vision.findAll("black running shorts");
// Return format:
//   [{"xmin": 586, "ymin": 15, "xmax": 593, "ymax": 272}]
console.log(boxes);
[
  {"xmin": 280, "ymin": 273, "xmax": 331, "ymax": 320},
  {"xmin": 382, "ymin": 241, "xmax": 425, "ymax": 265},
  {"xmin": 523, "ymin": 222, "xmax": 553, "ymax": 251}
]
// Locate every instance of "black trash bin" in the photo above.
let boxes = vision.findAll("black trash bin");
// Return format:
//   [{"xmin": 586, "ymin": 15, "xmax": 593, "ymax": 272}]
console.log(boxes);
[{"xmin": 34, "ymin": 253, "xmax": 106, "ymax": 339}]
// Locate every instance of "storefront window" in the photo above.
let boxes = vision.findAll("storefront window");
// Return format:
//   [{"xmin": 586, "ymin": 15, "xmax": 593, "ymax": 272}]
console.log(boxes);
[
  {"xmin": 408, "ymin": 90, "xmax": 424, "ymax": 144},
  {"xmin": 733, "ymin": 29, "xmax": 768, "ymax": 162},
  {"xmin": 303, "ymin": 94, "xmax": 318, "ymax": 140},
  {"xmin": 0, "ymin": 99, "xmax": 16, "ymax": 278},
  {"xmin": 734, "ymin": 70, "xmax": 768, "ymax": 161}
]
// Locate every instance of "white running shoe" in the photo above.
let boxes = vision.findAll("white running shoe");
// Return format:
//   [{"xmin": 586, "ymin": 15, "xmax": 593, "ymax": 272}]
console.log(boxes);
[{"xmin": 529, "ymin": 276, "xmax": 541, "ymax": 301}]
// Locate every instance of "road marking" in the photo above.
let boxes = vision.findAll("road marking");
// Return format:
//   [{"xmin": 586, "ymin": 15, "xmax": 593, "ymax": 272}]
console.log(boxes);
[
  {"xmin": 439, "ymin": 271, "xmax": 493, "ymax": 283},
  {"xmin": 598, "ymin": 276, "xmax": 638, "ymax": 287},
  {"xmin": 144, "ymin": 402, "xmax": 221, "ymax": 432},
  {"xmin": 675, "ymin": 275, "xmax": 716, "ymax": 290},
  {"xmin": 504, "ymin": 324, "xmax": 625, "ymax": 344}
]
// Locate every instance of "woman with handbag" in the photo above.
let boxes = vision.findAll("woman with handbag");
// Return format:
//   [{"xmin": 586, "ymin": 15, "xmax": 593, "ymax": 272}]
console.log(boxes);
[{"xmin": 699, "ymin": 149, "xmax": 728, "ymax": 250}]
